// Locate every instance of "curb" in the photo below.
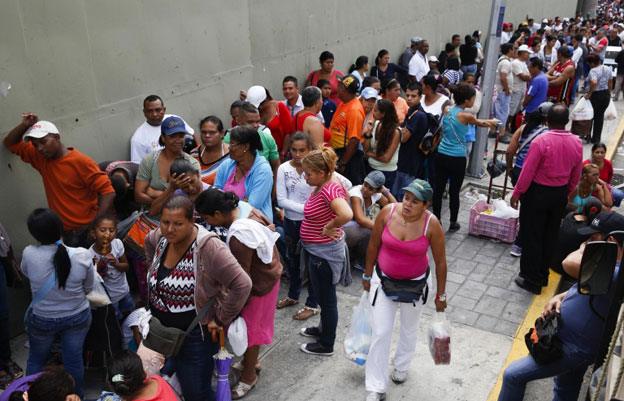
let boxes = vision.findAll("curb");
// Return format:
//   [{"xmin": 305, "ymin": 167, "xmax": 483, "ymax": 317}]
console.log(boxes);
[{"xmin": 486, "ymin": 111, "xmax": 624, "ymax": 401}]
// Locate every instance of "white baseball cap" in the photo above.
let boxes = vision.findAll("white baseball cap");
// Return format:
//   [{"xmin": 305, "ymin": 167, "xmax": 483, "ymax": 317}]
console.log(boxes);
[
  {"xmin": 246, "ymin": 86, "xmax": 268, "ymax": 108},
  {"xmin": 360, "ymin": 87, "xmax": 380, "ymax": 100},
  {"xmin": 517, "ymin": 44, "xmax": 532, "ymax": 53},
  {"xmin": 428, "ymin": 55, "xmax": 439, "ymax": 63},
  {"xmin": 24, "ymin": 121, "xmax": 59, "ymax": 140}
]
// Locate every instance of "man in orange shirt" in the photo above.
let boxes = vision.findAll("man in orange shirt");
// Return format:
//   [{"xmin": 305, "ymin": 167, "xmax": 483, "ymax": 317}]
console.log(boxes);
[
  {"xmin": 330, "ymin": 75, "xmax": 366, "ymax": 184},
  {"xmin": 3, "ymin": 113, "xmax": 115, "ymax": 246}
]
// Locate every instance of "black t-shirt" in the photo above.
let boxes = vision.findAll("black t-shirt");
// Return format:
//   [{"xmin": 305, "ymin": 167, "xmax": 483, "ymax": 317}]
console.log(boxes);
[
  {"xmin": 459, "ymin": 44, "xmax": 478, "ymax": 66},
  {"xmin": 397, "ymin": 106, "xmax": 429, "ymax": 177},
  {"xmin": 552, "ymin": 212, "xmax": 589, "ymax": 275}
]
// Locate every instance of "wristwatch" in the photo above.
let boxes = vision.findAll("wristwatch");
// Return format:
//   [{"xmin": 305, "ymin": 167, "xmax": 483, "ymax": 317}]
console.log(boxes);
[{"xmin": 435, "ymin": 293, "xmax": 447, "ymax": 302}]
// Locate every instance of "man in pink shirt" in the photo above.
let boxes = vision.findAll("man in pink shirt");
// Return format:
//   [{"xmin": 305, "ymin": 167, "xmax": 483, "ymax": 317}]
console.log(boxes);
[{"xmin": 510, "ymin": 105, "xmax": 583, "ymax": 294}]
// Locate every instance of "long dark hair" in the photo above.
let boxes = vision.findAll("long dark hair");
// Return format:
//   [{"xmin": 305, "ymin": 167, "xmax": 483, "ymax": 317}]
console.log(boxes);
[
  {"xmin": 522, "ymin": 111, "xmax": 544, "ymax": 138},
  {"xmin": 349, "ymin": 55, "xmax": 368, "ymax": 73},
  {"xmin": 107, "ymin": 351, "xmax": 147, "ymax": 398},
  {"xmin": 27, "ymin": 209, "xmax": 71, "ymax": 289},
  {"xmin": 375, "ymin": 49, "xmax": 389, "ymax": 66},
  {"xmin": 195, "ymin": 188, "xmax": 239, "ymax": 216},
  {"xmin": 374, "ymin": 99, "xmax": 399, "ymax": 156}
]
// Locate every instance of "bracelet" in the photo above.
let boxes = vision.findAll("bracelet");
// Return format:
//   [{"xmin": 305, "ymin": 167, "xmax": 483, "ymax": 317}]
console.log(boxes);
[{"xmin": 362, "ymin": 274, "xmax": 372, "ymax": 281}]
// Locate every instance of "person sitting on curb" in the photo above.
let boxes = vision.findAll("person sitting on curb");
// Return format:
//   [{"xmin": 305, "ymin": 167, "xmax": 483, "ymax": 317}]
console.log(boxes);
[{"xmin": 498, "ymin": 211, "xmax": 624, "ymax": 401}]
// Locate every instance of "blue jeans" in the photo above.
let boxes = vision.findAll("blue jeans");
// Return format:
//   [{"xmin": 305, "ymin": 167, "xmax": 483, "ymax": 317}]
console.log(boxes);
[
  {"xmin": 284, "ymin": 219, "xmax": 318, "ymax": 308},
  {"xmin": 307, "ymin": 254, "xmax": 338, "ymax": 349},
  {"xmin": 393, "ymin": 171, "xmax": 416, "ymax": 200},
  {"xmin": 0, "ymin": 260, "xmax": 10, "ymax": 364},
  {"xmin": 167, "ymin": 326, "xmax": 219, "ymax": 401},
  {"xmin": 498, "ymin": 345, "xmax": 592, "ymax": 401},
  {"xmin": 112, "ymin": 292, "xmax": 135, "ymax": 320},
  {"xmin": 613, "ymin": 187, "xmax": 624, "ymax": 207},
  {"xmin": 461, "ymin": 64, "xmax": 477, "ymax": 75},
  {"xmin": 26, "ymin": 308, "xmax": 92, "ymax": 397}
]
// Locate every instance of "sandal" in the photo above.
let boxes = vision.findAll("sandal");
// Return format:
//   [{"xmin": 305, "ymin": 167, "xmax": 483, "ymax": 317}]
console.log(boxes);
[
  {"xmin": 231, "ymin": 378, "xmax": 257, "ymax": 399},
  {"xmin": 292, "ymin": 306, "xmax": 320, "ymax": 321},
  {"xmin": 277, "ymin": 297, "xmax": 299, "ymax": 309}
]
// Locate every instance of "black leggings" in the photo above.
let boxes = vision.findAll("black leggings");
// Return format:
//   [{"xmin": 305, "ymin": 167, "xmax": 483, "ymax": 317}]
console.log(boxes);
[
  {"xmin": 590, "ymin": 90, "xmax": 611, "ymax": 144},
  {"xmin": 433, "ymin": 153, "xmax": 466, "ymax": 223}
]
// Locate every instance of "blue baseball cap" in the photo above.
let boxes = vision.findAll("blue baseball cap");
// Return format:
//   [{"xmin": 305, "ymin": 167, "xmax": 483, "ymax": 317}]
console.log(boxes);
[{"xmin": 161, "ymin": 116, "xmax": 190, "ymax": 136}]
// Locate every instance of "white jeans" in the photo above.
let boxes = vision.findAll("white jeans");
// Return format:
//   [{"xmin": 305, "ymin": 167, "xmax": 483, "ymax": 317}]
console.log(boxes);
[{"xmin": 365, "ymin": 271, "xmax": 424, "ymax": 393}]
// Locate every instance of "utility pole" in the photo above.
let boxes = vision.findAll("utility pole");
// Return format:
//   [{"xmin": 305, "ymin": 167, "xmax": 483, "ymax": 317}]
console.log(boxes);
[{"xmin": 467, "ymin": 0, "xmax": 507, "ymax": 177}]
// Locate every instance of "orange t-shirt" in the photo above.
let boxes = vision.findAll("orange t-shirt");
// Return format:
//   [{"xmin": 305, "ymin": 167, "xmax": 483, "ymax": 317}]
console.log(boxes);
[
  {"xmin": 393, "ymin": 97, "xmax": 410, "ymax": 124},
  {"xmin": 329, "ymin": 97, "xmax": 365, "ymax": 149},
  {"xmin": 135, "ymin": 375, "xmax": 178, "ymax": 401},
  {"xmin": 9, "ymin": 142, "xmax": 114, "ymax": 230}
]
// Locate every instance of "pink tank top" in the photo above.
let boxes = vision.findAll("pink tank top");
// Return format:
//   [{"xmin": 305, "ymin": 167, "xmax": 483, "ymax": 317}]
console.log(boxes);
[
  {"xmin": 223, "ymin": 168, "xmax": 248, "ymax": 200},
  {"xmin": 377, "ymin": 204, "xmax": 431, "ymax": 279}
]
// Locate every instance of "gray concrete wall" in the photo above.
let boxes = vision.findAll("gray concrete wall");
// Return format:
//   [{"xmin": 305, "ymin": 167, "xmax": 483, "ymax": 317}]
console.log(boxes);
[{"xmin": 1, "ymin": 0, "xmax": 577, "ymax": 252}]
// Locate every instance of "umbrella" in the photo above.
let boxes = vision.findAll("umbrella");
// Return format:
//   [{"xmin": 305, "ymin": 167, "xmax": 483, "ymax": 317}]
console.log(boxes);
[{"xmin": 213, "ymin": 328, "xmax": 233, "ymax": 401}]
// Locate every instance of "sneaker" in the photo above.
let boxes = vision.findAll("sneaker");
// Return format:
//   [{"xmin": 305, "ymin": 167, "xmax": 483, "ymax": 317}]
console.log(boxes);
[
  {"xmin": 299, "ymin": 326, "xmax": 322, "ymax": 338},
  {"xmin": 300, "ymin": 342, "xmax": 334, "ymax": 356},
  {"xmin": 366, "ymin": 391, "xmax": 387, "ymax": 401},
  {"xmin": 448, "ymin": 222, "xmax": 461, "ymax": 232},
  {"xmin": 509, "ymin": 244, "xmax": 522, "ymax": 257},
  {"xmin": 391, "ymin": 369, "xmax": 408, "ymax": 384}
]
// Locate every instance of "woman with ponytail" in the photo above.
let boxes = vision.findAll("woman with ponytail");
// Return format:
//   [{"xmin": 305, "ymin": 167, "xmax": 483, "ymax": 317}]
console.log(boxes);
[
  {"xmin": 21, "ymin": 208, "xmax": 94, "ymax": 397},
  {"xmin": 105, "ymin": 351, "xmax": 177, "ymax": 401},
  {"xmin": 349, "ymin": 56, "xmax": 369, "ymax": 90}
]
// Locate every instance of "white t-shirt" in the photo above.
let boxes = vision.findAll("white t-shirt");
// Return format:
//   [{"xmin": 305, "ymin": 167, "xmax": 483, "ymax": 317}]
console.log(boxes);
[
  {"xmin": 421, "ymin": 94, "xmax": 450, "ymax": 117},
  {"xmin": 572, "ymin": 46, "xmax": 583, "ymax": 67},
  {"xmin": 276, "ymin": 161, "xmax": 313, "ymax": 221},
  {"xmin": 346, "ymin": 185, "xmax": 382, "ymax": 228},
  {"xmin": 511, "ymin": 59, "xmax": 529, "ymax": 93},
  {"xmin": 121, "ymin": 307, "xmax": 148, "ymax": 349},
  {"xmin": 501, "ymin": 31, "xmax": 512, "ymax": 44},
  {"xmin": 408, "ymin": 52, "xmax": 430, "ymax": 81},
  {"xmin": 88, "ymin": 238, "xmax": 128, "ymax": 303},
  {"xmin": 130, "ymin": 114, "xmax": 195, "ymax": 163},
  {"xmin": 368, "ymin": 121, "xmax": 399, "ymax": 172},
  {"xmin": 495, "ymin": 56, "xmax": 513, "ymax": 92}
]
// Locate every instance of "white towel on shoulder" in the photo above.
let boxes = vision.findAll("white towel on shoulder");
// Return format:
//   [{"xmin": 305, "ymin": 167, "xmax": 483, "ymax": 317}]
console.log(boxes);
[{"xmin": 226, "ymin": 218, "xmax": 280, "ymax": 264}]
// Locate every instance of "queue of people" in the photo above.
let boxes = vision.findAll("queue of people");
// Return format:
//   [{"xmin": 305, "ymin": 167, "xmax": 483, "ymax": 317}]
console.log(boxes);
[{"xmin": 1, "ymin": 7, "xmax": 624, "ymax": 401}]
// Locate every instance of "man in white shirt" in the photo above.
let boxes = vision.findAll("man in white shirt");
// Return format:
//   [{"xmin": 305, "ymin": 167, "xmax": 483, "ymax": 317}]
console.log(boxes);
[
  {"xmin": 129, "ymin": 95, "xmax": 195, "ymax": 163},
  {"xmin": 281, "ymin": 76, "xmax": 324, "ymax": 123},
  {"xmin": 408, "ymin": 40, "xmax": 430, "ymax": 82},
  {"xmin": 509, "ymin": 45, "xmax": 531, "ymax": 127},
  {"xmin": 494, "ymin": 43, "xmax": 515, "ymax": 141},
  {"xmin": 616, "ymin": 23, "xmax": 624, "ymax": 42},
  {"xmin": 501, "ymin": 23, "xmax": 513, "ymax": 44}
]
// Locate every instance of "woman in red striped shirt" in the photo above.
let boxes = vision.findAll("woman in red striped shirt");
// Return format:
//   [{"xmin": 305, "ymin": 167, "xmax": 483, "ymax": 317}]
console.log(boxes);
[{"xmin": 299, "ymin": 147, "xmax": 353, "ymax": 356}]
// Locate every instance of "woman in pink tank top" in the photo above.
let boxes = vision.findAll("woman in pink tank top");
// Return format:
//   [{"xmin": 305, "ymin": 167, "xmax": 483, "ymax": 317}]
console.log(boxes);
[{"xmin": 362, "ymin": 179, "xmax": 448, "ymax": 400}]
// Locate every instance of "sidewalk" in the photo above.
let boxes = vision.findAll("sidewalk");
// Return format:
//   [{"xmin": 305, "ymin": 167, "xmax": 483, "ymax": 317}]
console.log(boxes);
[{"xmin": 5, "ymin": 103, "xmax": 624, "ymax": 401}]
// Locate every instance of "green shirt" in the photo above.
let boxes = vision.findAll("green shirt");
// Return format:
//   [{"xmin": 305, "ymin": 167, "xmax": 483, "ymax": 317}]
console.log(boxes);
[
  {"xmin": 136, "ymin": 150, "xmax": 201, "ymax": 191},
  {"xmin": 224, "ymin": 126, "xmax": 279, "ymax": 162}
]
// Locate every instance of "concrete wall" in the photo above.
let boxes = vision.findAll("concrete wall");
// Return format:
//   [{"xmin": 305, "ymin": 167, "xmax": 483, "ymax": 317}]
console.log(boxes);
[{"xmin": 1, "ymin": 0, "xmax": 577, "ymax": 252}]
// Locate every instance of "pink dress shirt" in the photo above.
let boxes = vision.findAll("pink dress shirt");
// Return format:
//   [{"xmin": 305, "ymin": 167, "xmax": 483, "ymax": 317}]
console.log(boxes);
[{"xmin": 512, "ymin": 130, "xmax": 583, "ymax": 198}]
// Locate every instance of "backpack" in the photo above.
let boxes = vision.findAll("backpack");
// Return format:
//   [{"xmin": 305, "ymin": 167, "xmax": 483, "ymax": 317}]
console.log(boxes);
[{"xmin": 418, "ymin": 112, "xmax": 443, "ymax": 155}]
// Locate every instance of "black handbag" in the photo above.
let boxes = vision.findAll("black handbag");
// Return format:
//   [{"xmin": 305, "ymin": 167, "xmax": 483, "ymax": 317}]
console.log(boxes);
[
  {"xmin": 374, "ymin": 265, "xmax": 429, "ymax": 305},
  {"xmin": 524, "ymin": 313, "xmax": 563, "ymax": 364},
  {"xmin": 143, "ymin": 300, "xmax": 214, "ymax": 358}
]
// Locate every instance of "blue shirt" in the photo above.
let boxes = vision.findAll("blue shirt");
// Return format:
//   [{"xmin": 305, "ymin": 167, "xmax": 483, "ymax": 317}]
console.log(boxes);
[
  {"xmin": 559, "ymin": 263, "xmax": 620, "ymax": 356},
  {"xmin": 321, "ymin": 98, "xmax": 337, "ymax": 128},
  {"xmin": 514, "ymin": 125, "xmax": 547, "ymax": 169},
  {"xmin": 438, "ymin": 106, "xmax": 468, "ymax": 158},
  {"xmin": 525, "ymin": 72, "xmax": 548, "ymax": 113}
]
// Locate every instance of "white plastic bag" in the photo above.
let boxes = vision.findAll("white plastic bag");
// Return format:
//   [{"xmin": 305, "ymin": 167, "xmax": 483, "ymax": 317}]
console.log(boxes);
[
  {"xmin": 491, "ymin": 199, "xmax": 519, "ymax": 219},
  {"xmin": 227, "ymin": 316, "xmax": 248, "ymax": 356},
  {"xmin": 605, "ymin": 99, "xmax": 618, "ymax": 121},
  {"xmin": 570, "ymin": 97, "xmax": 594, "ymax": 121},
  {"xmin": 428, "ymin": 312, "xmax": 451, "ymax": 365},
  {"xmin": 86, "ymin": 269, "xmax": 111, "ymax": 308},
  {"xmin": 344, "ymin": 292, "xmax": 373, "ymax": 365}
]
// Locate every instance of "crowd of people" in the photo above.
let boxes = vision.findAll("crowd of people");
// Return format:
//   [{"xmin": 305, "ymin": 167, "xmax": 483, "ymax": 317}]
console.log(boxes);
[{"xmin": 1, "ymin": 4, "xmax": 624, "ymax": 401}]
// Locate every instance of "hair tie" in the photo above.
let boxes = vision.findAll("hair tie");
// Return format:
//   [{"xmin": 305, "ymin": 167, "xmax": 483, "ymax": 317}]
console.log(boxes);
[
  {"xmin": 111, "ymin": 374, "xmax": 124, "ymax": 383},
  {"xmin": 55, "ymin": 239, "xmax": 63, "ymax": 247}
]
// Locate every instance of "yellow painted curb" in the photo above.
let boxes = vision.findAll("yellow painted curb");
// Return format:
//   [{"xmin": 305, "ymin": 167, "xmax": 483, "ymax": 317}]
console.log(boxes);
[
  {"xmin": 486, "ymin": 270, "xmax": 561, "ymax": 401},
  {"xmin": 605, "ymin": 113, "xmax": 624, "ymax": 161}
]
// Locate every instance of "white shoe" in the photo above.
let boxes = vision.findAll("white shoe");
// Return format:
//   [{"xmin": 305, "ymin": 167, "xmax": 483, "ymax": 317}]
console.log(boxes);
[
  {"xmin": 391, "ymin": 369, "xmax": 408, "ymax": 384},
  {"xmin": 366, "ymin": 391, "xmax": 386, "ymax": 401}
]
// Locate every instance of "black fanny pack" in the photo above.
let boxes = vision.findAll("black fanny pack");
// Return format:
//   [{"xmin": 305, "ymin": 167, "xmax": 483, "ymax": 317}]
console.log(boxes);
[{"xmin": 374, "ymin": 265, "xmax": 429, "ymax": 305}]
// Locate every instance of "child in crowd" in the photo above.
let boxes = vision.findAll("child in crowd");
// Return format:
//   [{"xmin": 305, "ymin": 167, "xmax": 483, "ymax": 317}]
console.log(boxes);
[
  {"xmin": 89, "ymin": 216, "xmax": 133, "ymax": 320},
  {"xmin": 100, "ymin": 351, "xmax": 177, "ymax": 401},
  {"xmin": 317, "ymin": 79, "xmax": 337, "ymax": 128},
  {"xmin": 8, "ymin": 367, "xmax": 79, "ymax": 401},
  {"xmin": 121, "ymin": 307, "xmax": 148, "ymax": 351}
]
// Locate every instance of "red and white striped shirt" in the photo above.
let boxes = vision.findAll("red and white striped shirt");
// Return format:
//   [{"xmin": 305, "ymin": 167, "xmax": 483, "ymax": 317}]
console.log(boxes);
[{"xmin": 300, "ymin": 181, "xmax": 347, "ymax": 244}]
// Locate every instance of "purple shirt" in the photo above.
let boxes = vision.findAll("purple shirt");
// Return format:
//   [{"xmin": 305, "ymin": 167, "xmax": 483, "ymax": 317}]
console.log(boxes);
[{"xmin": 512, "ymin": 130, "xmax": 583, "ymax": 198}]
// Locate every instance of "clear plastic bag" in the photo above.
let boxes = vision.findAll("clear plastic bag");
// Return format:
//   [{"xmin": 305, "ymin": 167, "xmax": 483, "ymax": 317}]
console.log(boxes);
[
  {"xmin": 86, "ymin": 269, "xmax": 112, "ymax": 308},
  {"xmin": 344, "ymin": 292, "xmax": 373, "ymax": 365},
  {"xmin": 428, "ymin": 312, "xmax": 451, "ymax": 365},
  {"xmin": 227, "ymin": 316, "xmax": 248, "ymax": 356},
  {"xmin": 605, "ymin": 99, "xmax": 618, "ymax": 121},
  {"xmin": 570, "ymin": 97, "xmax": 594, "ymax": 121}
]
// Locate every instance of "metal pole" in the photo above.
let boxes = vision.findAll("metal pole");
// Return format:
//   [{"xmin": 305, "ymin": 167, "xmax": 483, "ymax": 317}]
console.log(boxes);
[{"xmin": 467, "ymin": 0, "xmax": 507, "ymax": 177}]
